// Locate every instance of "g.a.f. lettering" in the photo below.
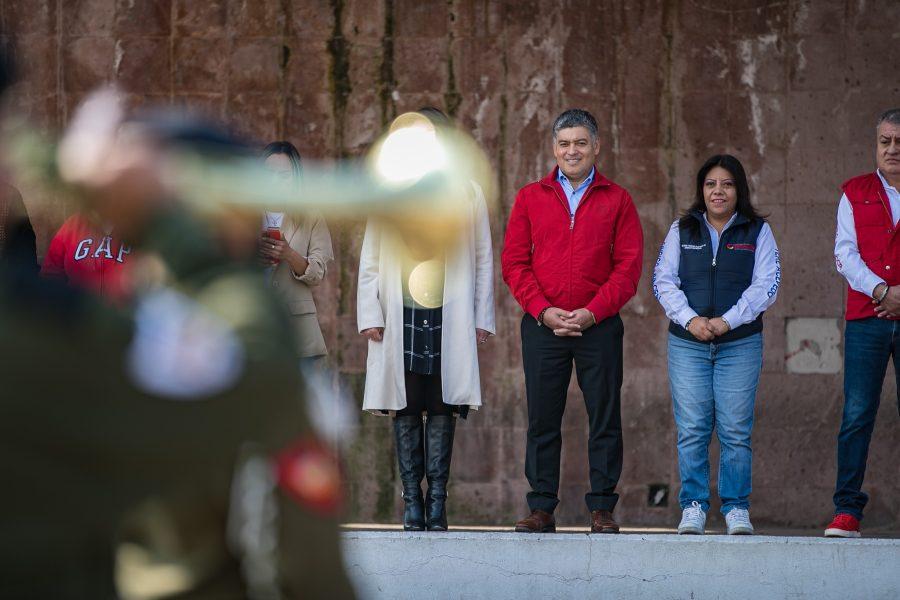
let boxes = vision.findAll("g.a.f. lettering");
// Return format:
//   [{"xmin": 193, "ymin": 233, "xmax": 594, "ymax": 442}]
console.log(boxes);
[{"xmin": 73, "ymin": 237, "xmax": 131, "ymax": 263}]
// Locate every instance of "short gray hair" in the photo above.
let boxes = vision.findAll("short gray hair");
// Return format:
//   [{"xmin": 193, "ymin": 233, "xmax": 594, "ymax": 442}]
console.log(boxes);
[
  {"xmin": 877, "ymin": 108, "xmax": 900, "ymax": 128},
  {"xmin": 552, "ymin": 109, "xmax": 599, "ymax": 141}
]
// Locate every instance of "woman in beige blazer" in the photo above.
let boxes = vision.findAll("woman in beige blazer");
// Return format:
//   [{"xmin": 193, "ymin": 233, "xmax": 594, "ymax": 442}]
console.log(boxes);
[{"xmin": 258, "ymin": 141, "xmax": 334, "ymax": 359}]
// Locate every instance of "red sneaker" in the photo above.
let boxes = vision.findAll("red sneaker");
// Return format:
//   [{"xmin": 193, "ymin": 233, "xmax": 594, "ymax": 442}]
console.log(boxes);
[{"xmin": 824, "ymin": 513, "xmax": 861, "ymax": 538}]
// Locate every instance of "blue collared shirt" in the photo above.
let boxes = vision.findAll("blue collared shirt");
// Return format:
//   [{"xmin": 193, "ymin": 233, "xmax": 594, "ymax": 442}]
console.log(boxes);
[{"xmin": 557, "ymin": 167, "xmax": 595, "ymax": 215}]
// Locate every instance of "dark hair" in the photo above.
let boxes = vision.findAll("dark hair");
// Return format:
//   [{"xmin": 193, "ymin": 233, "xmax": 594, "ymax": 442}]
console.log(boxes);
[
  {"xmin": 877, "ymin": 108, "xmax": 900, "ymax": 128},
  {"xmin": 552, "ymin": 108, "xmax": 599, "ymax": 141},
  {"xmin": 261, "ymin": 140, "xmax": 302, "ymax": 181},
  {"xmin": 679, "ymin": 154, "xmax": 765, "ymax": 230},
  {"xmin": 417, "ymin": 106, "xmax": 452, "ymax": 128}
]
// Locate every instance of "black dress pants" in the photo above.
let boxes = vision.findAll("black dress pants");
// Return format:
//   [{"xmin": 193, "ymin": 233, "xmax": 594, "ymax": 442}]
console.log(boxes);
[{"xmin": 521, "ymin": 313, "xmax": 624, "ymax": 513}]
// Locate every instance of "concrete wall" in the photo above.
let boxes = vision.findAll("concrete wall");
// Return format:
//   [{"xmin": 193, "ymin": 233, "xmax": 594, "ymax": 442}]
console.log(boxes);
[
  {"xmin": 4, "ymin": 0, "xmax": 898, "ymax": 528},
  {"xmin": 342, "ymin": 531, "xmax": 900, "ymax": 599}
]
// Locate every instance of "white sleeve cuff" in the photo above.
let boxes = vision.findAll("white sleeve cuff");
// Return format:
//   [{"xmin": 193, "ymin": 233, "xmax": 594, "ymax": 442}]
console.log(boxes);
[
  {"xmin": 722, "ymin": 306, "xmax": 745, "ymax": 329},
  {"xmin": 860, "ymin": 273, "xmax": 887, "ymax": 299},
  {"xmin": 357, "ymin": 320, "xmax": 384, "ymax": 333},
  {"xmin": 678, "ymin": 308, "xmax": 699, "ymax": 329}
]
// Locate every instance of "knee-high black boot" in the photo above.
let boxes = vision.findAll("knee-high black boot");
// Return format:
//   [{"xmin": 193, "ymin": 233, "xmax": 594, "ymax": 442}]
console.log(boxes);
[
  {"xmin": 393, "ymin": 415, "xmax": 426, "ymax": 531},
  {"xmin": 424, "ymin": 415, "xmax": 456, "ymax": 531}
]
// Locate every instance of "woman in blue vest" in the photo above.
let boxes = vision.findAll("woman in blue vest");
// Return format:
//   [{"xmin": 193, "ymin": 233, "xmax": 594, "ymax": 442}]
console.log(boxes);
[{"xmin": 652, "ymin": 154, "xmax": 781, "ymax": 535}]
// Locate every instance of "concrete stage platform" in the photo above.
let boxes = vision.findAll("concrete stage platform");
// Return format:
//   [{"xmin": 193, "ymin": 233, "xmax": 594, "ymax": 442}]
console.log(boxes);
[{"xmin": 341, "ymin": 527, "xmax": 900, "ymax": 599}]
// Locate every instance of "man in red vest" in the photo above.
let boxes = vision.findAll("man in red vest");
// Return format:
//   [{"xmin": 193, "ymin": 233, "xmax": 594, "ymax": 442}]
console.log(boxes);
[{"xmin": 830, "ymin": 108, "xmax": 900, "ymax": 538}]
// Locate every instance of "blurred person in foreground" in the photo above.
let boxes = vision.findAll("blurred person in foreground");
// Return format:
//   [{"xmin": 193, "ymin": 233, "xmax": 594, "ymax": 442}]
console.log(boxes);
[
  {"xmin": 501, "ymin": 108, "xmax": 643, "ymax": 534},
  {"xmin": 0, "ymin": 85, "xmax": 354, "ymax": 598},
  {"xmin": 357, "ymin": 107, "xmax": 496, "ymax": 531},
  {"xmin": 828, "ymin": 108, "xmax": 900, "ymax": 539}
]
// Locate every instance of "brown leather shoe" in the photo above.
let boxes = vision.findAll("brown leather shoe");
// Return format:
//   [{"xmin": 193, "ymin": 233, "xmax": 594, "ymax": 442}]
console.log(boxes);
[
  {"xmin": 515, "ymin": 509, "xmax": 556, "ymax": 533},
  {"xmin": 591, "ymin": 510, "xmax": 620, "ymax": 533}
]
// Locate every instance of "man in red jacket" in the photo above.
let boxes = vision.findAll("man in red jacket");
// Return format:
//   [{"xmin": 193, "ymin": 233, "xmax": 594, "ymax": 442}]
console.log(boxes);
[
  {"xmin": 501, "ymin": 109, "xmax": 643, "ymax": 534},
  {"xmin": 829, "ymin": 108, "xmax": 900, "ymax": 538}
]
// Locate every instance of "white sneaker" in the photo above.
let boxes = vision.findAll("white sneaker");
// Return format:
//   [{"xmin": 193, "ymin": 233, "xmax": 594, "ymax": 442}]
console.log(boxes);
[
  {"xmin": 725, "ymin": 508, "xmax": 754, "ymax": 535},
  {"xmin": 678, "ymin": 501, "xmax": 706, "ymax": 534}
]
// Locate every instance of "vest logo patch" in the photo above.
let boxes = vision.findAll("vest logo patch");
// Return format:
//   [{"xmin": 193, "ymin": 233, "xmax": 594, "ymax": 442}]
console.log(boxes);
[
  {"xmin": 726, "ymin": 243, "xmax": 756, "ymax": 252},
  {"xmin": 681, "ymin": 243, "xmax": 706, "ymax": 250}
]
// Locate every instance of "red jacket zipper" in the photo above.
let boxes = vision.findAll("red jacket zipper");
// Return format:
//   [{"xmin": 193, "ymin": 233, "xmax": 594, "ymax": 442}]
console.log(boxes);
[
  {"xmin": 543, "ymin": 178, "xmax": 600, "ymax": 312},
  {"xmin": 560, "ymin": 185, "xmax": 595, "ymax": 310},
  {"xmin": 878, "ymin": 190, "xmax": 896, "ymax": 235},
  {"xmin": 549, "ymin": 184, "xmax": 575, "ymax": 310}
]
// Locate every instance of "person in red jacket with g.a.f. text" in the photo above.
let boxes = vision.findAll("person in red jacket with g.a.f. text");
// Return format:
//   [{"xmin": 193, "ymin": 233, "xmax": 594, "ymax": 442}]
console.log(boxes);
[
  {"xmin": 501, "ymin": 108, "xmax": 643, "ymax": 535},
  {"xmin": 40, "ymin": 213, "xmax": 133, "ymax": 304}
]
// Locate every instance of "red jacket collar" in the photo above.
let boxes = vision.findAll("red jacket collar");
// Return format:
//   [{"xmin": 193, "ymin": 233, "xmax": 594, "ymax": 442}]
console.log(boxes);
[{"xmin": 540, "ymin": 165, "xmax": 612, "ymax": 190}]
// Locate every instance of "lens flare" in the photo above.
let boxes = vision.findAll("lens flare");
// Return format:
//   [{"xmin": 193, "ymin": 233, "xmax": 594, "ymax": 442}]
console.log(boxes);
[
  {"xmin": 407, "ymin": 259, "xmax": 445, "ymax": 309},
  {"xmin": 374, "ymin": 123, "xmax": 446, "ymax": 185}
]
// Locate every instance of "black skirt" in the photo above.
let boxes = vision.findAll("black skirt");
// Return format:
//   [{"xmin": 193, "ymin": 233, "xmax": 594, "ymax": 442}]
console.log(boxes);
[{"xmin": 395, "ymin": 305, "xmax": 468, "ymax": 419}]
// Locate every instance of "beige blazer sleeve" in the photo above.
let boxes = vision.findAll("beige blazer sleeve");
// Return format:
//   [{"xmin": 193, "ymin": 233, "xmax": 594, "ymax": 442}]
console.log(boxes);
[{"xmin": 290, "ymin": 213, "xmax": 333, "ymax": 287}]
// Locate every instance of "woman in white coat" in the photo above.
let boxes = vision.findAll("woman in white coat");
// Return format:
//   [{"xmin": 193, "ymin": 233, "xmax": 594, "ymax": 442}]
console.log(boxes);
[{"xmin": 357, "ymin": 107, "xmax": 496, "ymax": 531}]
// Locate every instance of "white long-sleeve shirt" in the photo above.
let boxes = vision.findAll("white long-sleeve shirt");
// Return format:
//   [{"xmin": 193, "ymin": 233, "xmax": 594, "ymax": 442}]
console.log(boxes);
[
  {"xmin": 652, "ymin": 214, "xmax": 781, "ymax": 329},
  {"xmin": 834, "ymin": 169, "xmax": 900, "ymax": 296}
]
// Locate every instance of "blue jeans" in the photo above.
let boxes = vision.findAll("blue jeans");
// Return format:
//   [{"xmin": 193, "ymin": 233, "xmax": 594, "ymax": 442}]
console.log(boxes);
[
  {"xmin": 835, "ymin": 318, "xmax": 900, "ymax": 519},
  {"xmin": 667, "ymin": 332, "xmax": 763, "ymax": 515}
]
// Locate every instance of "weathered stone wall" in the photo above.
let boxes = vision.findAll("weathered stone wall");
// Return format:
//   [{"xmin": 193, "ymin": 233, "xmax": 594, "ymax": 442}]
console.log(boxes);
[{"xmin": 4, "ymin": 0, "xmax": 898, "ymax": 529}]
